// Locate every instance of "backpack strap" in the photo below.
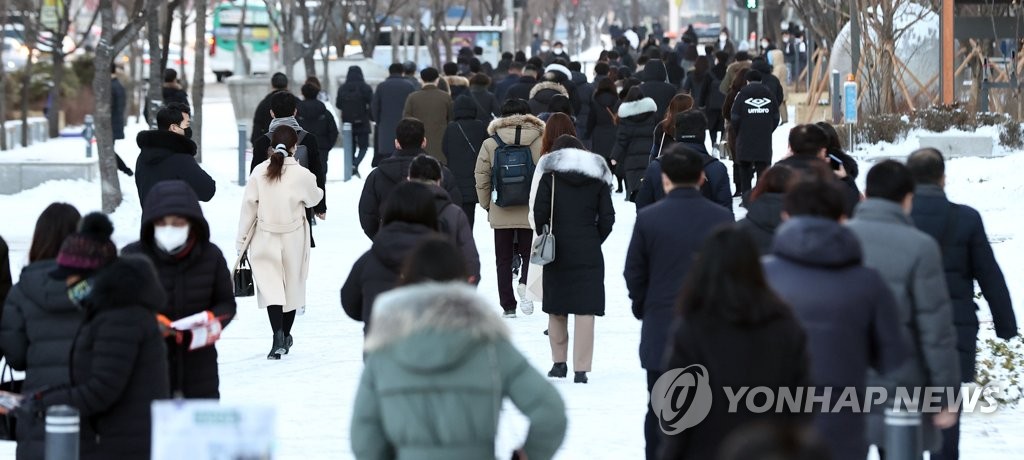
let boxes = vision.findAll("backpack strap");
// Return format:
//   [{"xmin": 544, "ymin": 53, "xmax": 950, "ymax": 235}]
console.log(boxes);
[
  {"xmin": 491, "ymin": 133, "xmax": 507, "ymax": 148},
  {"xmin": 514, "ymin": 126, "xmax": 522, "ymax": 145}
]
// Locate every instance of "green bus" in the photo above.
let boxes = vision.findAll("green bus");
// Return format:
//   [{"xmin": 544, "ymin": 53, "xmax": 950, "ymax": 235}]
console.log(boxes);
[{"xmin": 209, "ymin": 0, "xmax": 275, "ymax": 81}]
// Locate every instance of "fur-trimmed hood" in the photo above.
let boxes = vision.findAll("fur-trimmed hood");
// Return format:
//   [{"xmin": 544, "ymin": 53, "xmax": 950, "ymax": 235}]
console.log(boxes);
[
  {"xmin": 529, "ymin": 81, "xmax": 568, "ymax": 100},
  {"xmin": 617, "ymin": 97, "xmax": 658, "ymax": 119},
  {"xmin": 528, "ymin": 148, "xmax": 614, "ymax": 230},
  {"xmin": 364, "ymin": 282, "xmax": 509, "ymax": 370},
  {"xmin": 486, "ymin": 113, "xmax": 545, "ymax": 136},
  {"xmin": 545, "ymin": 64, "xmax": 573, "ymax": 82},
  {"xmin": 443, "ymin": 75, "xmax": 470, "ymax": 87}
]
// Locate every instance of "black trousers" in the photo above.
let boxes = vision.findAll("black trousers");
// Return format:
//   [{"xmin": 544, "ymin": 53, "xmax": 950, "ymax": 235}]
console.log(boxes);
[
  {"xmin": 494, "ymin": 228, "xmax": 532, "ymax": 310},
  {"xmin": 933, "ymin": 418, "xmax": 960, "ymax": 460},
  {"xmin": 461, "ymin": 202, "xmax": 477, "ymax": 229},
  {"xmin": 646, "ymin": 370, "xmax": 665, "ymax": 460},
  {"xmin": 736, "ymin": 160, "xmax": 769, "ymax": 194},
  {"xmin": 706, "ymin": 109, "xmax": 724, "ymax": 146},
  {"xmin": 353, "ymin": 132, "xmax": 369, "ymax": 168}
]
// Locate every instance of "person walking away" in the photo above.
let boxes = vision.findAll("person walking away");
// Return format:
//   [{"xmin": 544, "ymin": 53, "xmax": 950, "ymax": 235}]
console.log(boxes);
[
  {"xmin": 495, "ymin": 61, "xmax": 523, "ymax": 103},
  {"xmin": 161, "ymin": 69, "xmax": 190, "ymax": 108},
  {"xmin": 135, "ymin": 103, "xmax": 216, "ymax": 204},
  {"xmin": 336, "ymin": 66, "xmax": 372, "ymax": 176},
  {"xmin": 906, "ymin": 148, "xmax": 1018, "ymax": 460},
  {"xmin": 399, "ymin": 237, "xmax": 469, "ymax": 285},
  {"xmin": 296, "ymin": 83, "xmax": 339, "ymax": 176},
  {"xmin": 624, "ymin": 146, "xmax": 734, "ymax": 460},
  {"xmin": 530, "ymin": 140, "xmax": 615, "ymax": 384},
  {"xmin": 441, "ymin": 96, "xmax": 488, "ymax": 228},
  {"xmin": 442, "ymin": 62, "xmax": 470, "ymax": 99},
  {"xmin": 110, "ymin": 64, "xmax": 133, "ymax": 176},
  {"xmin": 650, "ymin": 94, "xmax": 694, "ymax": 161},
  {"xmin": 706, "ymin": 52, "xmax": 729, "ymax": 153},
  {"xmin": 371, "ymin": 63, "xmax": 417, "ymax": 167},
  {"xmin": 402, "ymin": 61, "xmax": 422, "ymax": 90},
  {"xmin": 736, "ymin": 165, "xmax": 797, "ymax": 254},
  {"xmin": 612, "ymin": 87, "xmax": 659, "ymax": 202},
  {"xmin": 350, "ymin": 281, "xmax": 567, "ymax": 460},
  {"xmin": 251, "ymin": 72, "xmax": 296, "ymax": 144},
  {"xmin": 638, "ymin": 59, "xmax": 679, "ymax": 116},
  {"xmin": 474, "ymin": 99, "xmax": 545, "ymax": 318},
  {"xmin": 342, "ymin": 182, "xmax": 440, "ymax": 331},
  {"xmin": 122, "ymin": 181, "xmax": 236, "ymax": 398},
  {"xmin": 403, "ymin": 67, "xmax": 454, "ymax": 164},
  {"xmin": 720, "ymin": 51, "xmax": 752, "ymax": 94},
  {"xmin": 730, "ymin": 70, "xmax": 780, "ymax": 194},
  {"xmin": 846, "ymin": 161, "xmax": 960, "ymax": 458},
  {"xmin": 464, "ymin": 73, "xmax": 500, "ymax": 123},
  {"xmin": 764, "ymin": 179, "xmax": 909, "ymax": 460},
  {"xmin": 776, "ymin": 124, "xmax": 860, "ymax": 215},
  {"xmin": 751, "ymin": 57, "xmax": 785, "ymax": 120},
  {"xmin": 21, "ymin": 213, "xmax": 169, "ymax": 460},
  {"xmin": 0, "ymin": 203, "xmax": 81, "ymax": 460},
  {"xmin": 540, "ymin": 113, "xmax": 578, "ymax": 154},
  {"xmin": 528, "ymin": 79, "xmax": 569, "ymax": 116},
  {"xmin": 238, "ymin": 126, "xmax": 324, "ymax": 360},
  {"xmin": 506, "ymin": 65, "xmax": 540, "ymax": 103},
  {"xmin": 358, "ymin": 118, "xmax": 463, "ymax": 238},
  {"xmin": 661, "ymin": 227, "xmax": 811, "ymax": 459},
  {"xmin": 681, "ymin": 56, "xmax": 711, "ymax": 112},
  {"xmin": 585, "ymin": 77, "xmax": 620, "ymax": 171},
  {"xmin": 408, "ymin": 154, "xmax": 481, "ymax": 283}
]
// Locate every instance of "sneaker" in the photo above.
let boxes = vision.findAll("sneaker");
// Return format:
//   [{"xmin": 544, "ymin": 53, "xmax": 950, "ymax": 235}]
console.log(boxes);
[
  {"xmin": 548, "ymin": 362, "xmax": 568, "ymax": 378},
  {"xmin": 502, "ymin": 307, "xmax": 517, "ymax": 318},
  {"xmin": 517, "ymin": 284, "xmax": 534, "ymax": 315}
]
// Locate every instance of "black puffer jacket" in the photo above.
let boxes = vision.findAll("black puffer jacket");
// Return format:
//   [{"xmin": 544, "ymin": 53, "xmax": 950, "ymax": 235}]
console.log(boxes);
[
  {"xmin": 340, "ymin": 222, "xmax": 437, "ymax": 330},
  {"xmin": 296, "ymin": 98, "xmax": 339, "ymax": 155},
  {"xmin": 612, "ymin": 97, "xmax": 659, "ymax": 200},
  {"xmin": 134, "ymin": 130, "xmax": 216, "ymax": 204},
  {"xmin": 585, "ymin": 90, "xmax": 619, "ymax": 160},
  {"xmin": 122, "ymin": 180, "xmax": 236, "ymax": 398},
  {"xmin": 430, "ymin": 186, "xmax": 481, "ymax": 279},
  {"xmin": 38, "ymin": 256, "xmax": 170, "ymax": 460},
  {"xmin": 357, "ymin": 148, "xmax": 463, "ymax": 239},
  {"xmin": 465, "ymin": 86, "xmax": 500, "ymax": 122},
  {"xmin": 737, "ymin": 193, "xmax": 785, "ymax": 255},
  {"xmin": 0, "ymin": 259, "xmax": 84, "ymax": 460},
  {"xmin": 442, "ymin": 97, "xmax": 489, "ymax": 204},
  {"xmin": 638, "ymin": 60, "xmax": 679, "ymax": 116},
  {"xmin": 528, "ymin": 81, "xmax": 568, "ymax": 116}
]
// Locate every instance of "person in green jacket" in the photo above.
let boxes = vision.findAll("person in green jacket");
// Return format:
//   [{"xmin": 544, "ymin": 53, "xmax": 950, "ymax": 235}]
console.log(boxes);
[{"xmin": 350, "ymin": 280, "xmax": 567, "ymax": 460}]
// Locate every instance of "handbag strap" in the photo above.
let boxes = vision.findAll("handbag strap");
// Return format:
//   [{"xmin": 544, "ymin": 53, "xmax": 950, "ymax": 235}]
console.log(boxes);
[
  {"xmin": 456, "ymin": 122, "xmax": 478, "ymax": 154},
  {"xmin": 234, "ymin": 220, "xmax": 257, "ymax": 270},
  {"xmin": 548, "ymin": 172, "xmax": 556, "ymax": 233}
]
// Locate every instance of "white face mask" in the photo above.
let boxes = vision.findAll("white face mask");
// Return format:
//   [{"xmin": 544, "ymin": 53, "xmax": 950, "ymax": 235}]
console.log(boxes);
[
  {"xmin": 761, "ymin": 40, "xmax": 769, "ymax": 48},
  {"xmin": 783, "ymin": 36, "xmax": 790, "ymax": 43},
  {"xmin": 720, "ymin": 34, "xmax": 728, "ymax": 41},
  {"xmin": 554, "ymin": 47, "xmax": 564, "ymax": 54},
  {"xmin": 154, "ymin": 224, "xmax": 190, "ymax": 254},
  {"xmin": 540, "ymin": 45, "xmax": 550, "ymax": 52}
]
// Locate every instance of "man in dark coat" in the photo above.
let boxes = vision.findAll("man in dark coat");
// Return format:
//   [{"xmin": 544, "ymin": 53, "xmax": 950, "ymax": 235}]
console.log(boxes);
[
  {"xmin": 110, "ymin": 65, "xmax": 133, "ymax": 176},
  {"xmin": 634, "ymin": 110, "xmax": 732, "ymax": 213},
  {"xmin": 122, "ymin": 180, "xmax": 237, "ymax": 399},
  {"xmin": 730, "ymin": 69, "xmax": 780, "ymax": 193},
  {"xmin": 161, "ymin": 68, "xmax": 190, "ymax": 108},
  {"xmin": 402, "ymin": 61, "xmax": 422, "ymax": 90},
  {"xmin": 371, "ymin": 63, "xmax": 416, "ymax": 167},
  {"xmin": 763, "ymin": 179, "xmax": 908, "ymax": 460},
  {"xmin": 298, "ymin": 83, "xmax": 339, "ymax": 175},
  {"xmin": 358, "ymin": 118, "xmax": 462, "ymax": 239},
  {"xmin": 751, "ymin": 57, "xmax": 784, "ymax": 113},
  {"xmin": 135, "ymin": 104, "xmax": 216, "ymax": 204},
  {"xmin": 408, "ymin": 154, "xmax": 480, "ymax": 282},
  {"xmin": 776, "ymin": 124, "xmax": 860, "ymax": 215},
  {"xmin": 637, "ymin": 59, "xmax": 679, "ymax": 115},
  {"xmin": 403, "ymin": 67, "xmax": 453, "ymax": 164},
  {"xmin": 494, "ymin": 61, "xmax": 523, "ymax": 103},
  {"xmin": 847, "ymin": 161, "xmax": 961, "ymax": 458},
  {"xmin": 623, "ymin": 146, "xmax": 733, "ymax": 460},
  {"xmin": 906, "ymin": 148, "xmax": 1017, "ymax": 460},
  {"xmin": 441, "ymin": 96, "xmax": 488, "ymax": 228},
  {"xmin": 505, "ymin": 64, "xmax": 539, "ymax": 103},
  {"xmin": 336, "ymin": 66, "xmax": 372, "ymax": 175},
  {"xmin": 250, "ymin": 72, "xmax": 296, "ymax": 145}
]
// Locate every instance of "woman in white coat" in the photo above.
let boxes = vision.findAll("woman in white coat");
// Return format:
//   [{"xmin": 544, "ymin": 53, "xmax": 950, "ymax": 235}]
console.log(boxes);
[{"xmin": 237, "ymin": 125, "xmax": 324, "ymax": 360}]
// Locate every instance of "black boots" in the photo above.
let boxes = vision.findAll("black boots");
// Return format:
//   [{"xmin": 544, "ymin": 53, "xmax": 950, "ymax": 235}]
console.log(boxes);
[
  {"xmin": 284, "ymin": 335, "xmax": 294, "ymax": 354},
  {"xmin": 574, "ymin": 372, "xmax": 588, "ymax": 384},
  {"xmin": 268, "ymin": 331, "xmax": 286, "ymax": 360},
  {"xmin": 548, "ymin": 362, "xmax": 568, "ymax": 378}
]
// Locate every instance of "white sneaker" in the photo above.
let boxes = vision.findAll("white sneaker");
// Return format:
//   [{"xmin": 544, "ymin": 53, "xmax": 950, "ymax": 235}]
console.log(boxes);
[{"xmin": 517, "ymin": 284, "xmax": 534, "ymax": 315}]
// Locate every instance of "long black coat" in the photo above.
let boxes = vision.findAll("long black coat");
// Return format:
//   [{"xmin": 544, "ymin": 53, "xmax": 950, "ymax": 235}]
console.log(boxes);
[
  {"xmin": 336, "ymin": 66, "xmax": 374, "ymax": 135},
  {"xmin": 135, "ymin": 129, "xmax": 216, "ymax": 204},
  {"xmin": 442, "ymin": 97, "xmax": 489, "ymax": 205},
  {"xmin": 613, "ymin": 97, "xmax": 660, "ymax": 200},
  {"xmin": 736, "ymin": 192, "xmax": 785, "ymax": 255},
  {"xmin": 341, "ymin": 222, "xmax": 436, "ymax": 330},
  {"xmin": 0, "ymin": 260, "xmax": 84, "ymax": 460},
  {"xmin": 505, "ymin": 76, "xmax": 538, "ymax": 103},
  {"xmin": 122, "ymin": 180, "xmax": 236, "ymax": 398},
  {"xmin": 371, "ymin": 76, "xmax": 416, "ymax": 165},
  {"xmin": 910, "ymin": 184, "xmax": 1018, "ymax": 381},
  {"xmin": 585, "ymin": 90, "xmax": 619, "ymax": 160},
  {"xmin": 357, "ymin": 148, "xmax": 462, "ymax": 239},
  {"xmin": 531, "ymin": 149, "xmax": 615, "ymax": 316},
  {"xmin": 624, "ymin": 188, "xmax": 734, "ymax": 370},
  {"xmin": 660, "ymin": 312, "xmax": 811, "ymax": 460},
  {"xmin": 111, "ymin": 77, "xmax": 127, "ymax": 140},
  {"xmin": 730, "ymin": 82, "xmax": 780, "ymax": 163},
  {"xmin": 38, "ymin": 256, "xmax": 170, "ymax": 460},
  {"xmin": 763, "ymin": 217, "xmax": 909, "ymax": 460}
]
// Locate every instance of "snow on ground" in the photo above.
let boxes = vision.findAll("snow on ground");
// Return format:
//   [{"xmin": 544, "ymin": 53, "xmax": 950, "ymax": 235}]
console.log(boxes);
[{"xmin": 1, "ymin": 90, "xmax": 1023, "ymax": 458}]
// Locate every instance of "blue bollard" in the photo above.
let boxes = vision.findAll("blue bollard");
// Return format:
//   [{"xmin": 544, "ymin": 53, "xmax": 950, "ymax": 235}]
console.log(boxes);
[
  {"xmin": 238, "ymin": 123, "xmax": 247, "ymax": 186},
  {"xmin": 342, "ymin": 122, "xmax": 353, "ymax": 182},
  {"xmin": 82, "ymin": 115, "xmax": 94, "ymax": 158}
]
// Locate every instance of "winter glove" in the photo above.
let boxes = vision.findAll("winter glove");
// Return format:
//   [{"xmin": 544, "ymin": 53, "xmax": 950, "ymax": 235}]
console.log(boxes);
[
  {"xmin": 631, "ymin": 300, "xmax": 644, "ymax": 320},
  {"xmin": 156, "ymin": 314, "xmax": 175, "ymax": 338},
  {"xmin": 170, "ymin": 311, "xmax": 223, "ymax": 351}
]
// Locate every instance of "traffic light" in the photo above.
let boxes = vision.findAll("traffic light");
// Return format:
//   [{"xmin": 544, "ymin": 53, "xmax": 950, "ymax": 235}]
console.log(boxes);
[{"xmin": 746, "ymin": 0, "xmax": 758, "ymax": 9}]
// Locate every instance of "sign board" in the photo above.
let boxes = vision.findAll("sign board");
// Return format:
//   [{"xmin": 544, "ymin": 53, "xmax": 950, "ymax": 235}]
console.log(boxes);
[
  {"xmin": 151, "ymin": 400, "xmax": 276, "ymax": 460},
  {"xmin": 41, "ymin": 0, "xmax": 62, "ymax": 30},
  {"xmin": 844, "ymin": 80, "xmax": 858, "ymax": 123}
]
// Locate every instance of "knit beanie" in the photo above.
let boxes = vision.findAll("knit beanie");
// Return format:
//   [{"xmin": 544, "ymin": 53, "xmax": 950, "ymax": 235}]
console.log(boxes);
[{"xmin": 49, "ymin": 212, "xmax": 118, "ymax": 280}]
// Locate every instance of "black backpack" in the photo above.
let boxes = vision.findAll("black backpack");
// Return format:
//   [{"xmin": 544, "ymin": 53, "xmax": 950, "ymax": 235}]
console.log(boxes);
[
  {"xmin": 490, "ymin": 126, "xmax": 535, "ymax": 207},
  {"xmin": 338, "ymin": 85, "xmax": 367, "ymax": 125}
]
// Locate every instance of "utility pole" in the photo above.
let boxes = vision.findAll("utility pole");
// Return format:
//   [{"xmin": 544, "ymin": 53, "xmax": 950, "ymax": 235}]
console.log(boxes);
[{"xmin": 850, "ymin": 0, "xmax": 861, "ymax": 77}]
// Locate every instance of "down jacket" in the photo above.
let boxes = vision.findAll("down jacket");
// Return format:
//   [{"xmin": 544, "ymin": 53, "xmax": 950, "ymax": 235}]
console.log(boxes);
[
  {"xmin": 528, "ymin": 81, "xmax": 569, "ymax": 116},
  {"xmin": 612, "ymin": 97, "xmax": 659, "ymax": 201},
  {"xmin": 474, "ymin": 114, "xmax": 546, "ymax": 229},
  {"xmin": 358, "ymin": 148, "xmax": 463, "ymax": 239},
  {"xmin": 134, "ymin": 129, "xmax": 216, "ymax": 205}
]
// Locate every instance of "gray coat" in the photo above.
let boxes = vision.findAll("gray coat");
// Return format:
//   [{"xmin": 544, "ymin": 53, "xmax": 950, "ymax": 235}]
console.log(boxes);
[
  {"xmin": 370, "ymin": 76, "xmax": 416, "ymax": 166},
  {"xmin": 847, "ymin": 199, "xmax": 960, "ymax": 452}
]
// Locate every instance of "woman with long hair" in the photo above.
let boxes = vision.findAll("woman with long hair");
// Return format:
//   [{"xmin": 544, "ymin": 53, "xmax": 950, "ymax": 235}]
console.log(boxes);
[
  {"xmin": 682, "ymin": 56, "xmax": 711, "ymax": 110},
  {"xmin": 737, "ymin": 165, "xmax": 797, "ymax": 254},
  {"xmin": 661, "ymin": 227, "xmax": 810, "ymax": 459},
  {"xmin": 651, "ymin": 93, "xmax": 695, "ymax": 160},
  {"xmin": 612, "ymin": 87, "xmax": 659, "ymax": 201},
  {"xmin": 238, "ymin": 125, "xmax": 324, "ymax": 360},
  {"xmin": 0, "ymin": 203, "xmax": 81, "ymax": 459},
  {"xmin": 540, "ymin": 112, "xmax": 578, "ymax": 154}
]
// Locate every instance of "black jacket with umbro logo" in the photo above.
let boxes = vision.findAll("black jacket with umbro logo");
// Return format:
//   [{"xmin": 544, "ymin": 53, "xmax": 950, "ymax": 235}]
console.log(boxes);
[{"xmin": 729, "ymin": 82, "xmax": 781, "ymax": 163}]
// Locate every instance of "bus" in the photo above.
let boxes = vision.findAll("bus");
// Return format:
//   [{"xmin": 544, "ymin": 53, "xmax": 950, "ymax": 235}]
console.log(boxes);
[{"xmin": 209, "ymin": 0, "xmax": 276, "ymax": 81}]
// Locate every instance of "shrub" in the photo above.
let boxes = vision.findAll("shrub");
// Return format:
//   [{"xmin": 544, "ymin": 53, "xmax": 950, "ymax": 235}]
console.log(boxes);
[
  {"xmin": 975, "ymin": 332, "xmax": 1024, "ymax": 407},
  {"xmin": 999, "ymin": 120, "xmax": 1024, "ymax": 150}
]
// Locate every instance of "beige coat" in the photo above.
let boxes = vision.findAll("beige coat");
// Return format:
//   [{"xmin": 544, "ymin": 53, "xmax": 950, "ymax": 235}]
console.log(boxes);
[
  {"xmin": 474, "ymin": 114, "xmax": 545, "ymax": 229},
  {"xmin": 237, "ymin": 157, "xmax": 324, "ymax": 312},
  {"xmin": 402, "ymin": 85, "xmax": 453, "ymax": 164},
  {"xmin": 769, "ymin": 49, "xmax": 789, "ymax": 123}
]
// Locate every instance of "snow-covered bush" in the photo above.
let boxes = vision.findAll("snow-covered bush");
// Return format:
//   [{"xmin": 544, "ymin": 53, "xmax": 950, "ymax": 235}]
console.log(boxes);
[
  {"xmin": 975, "ymin": 331, "xmax": 1024, "ymax": 407},
  {"xmin": 999, "ymin": 120, "xmax": 1024, "ymax": 150}
]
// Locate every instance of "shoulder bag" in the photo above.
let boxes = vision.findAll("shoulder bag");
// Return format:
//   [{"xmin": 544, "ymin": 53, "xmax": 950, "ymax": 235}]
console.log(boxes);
[
  {"xmin": 0, "ymin": 362, "xmax": 23, "ymax": 440},
  {"xmin": 531, "ymin": 173, "xmax": 557, "ymax": 265},
  {"xmin": 233, "ymin": 221, "xmax": 257, "ymax": 297}
]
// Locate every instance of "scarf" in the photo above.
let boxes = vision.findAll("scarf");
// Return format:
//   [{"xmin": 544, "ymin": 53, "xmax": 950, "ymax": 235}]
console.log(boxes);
[{"xmin": 268, "ymin": 116, "xmax": 304, "ymax": 135}]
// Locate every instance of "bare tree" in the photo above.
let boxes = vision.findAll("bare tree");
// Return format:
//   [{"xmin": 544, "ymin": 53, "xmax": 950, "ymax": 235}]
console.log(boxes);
[
  {"xmin": 94, "ymin": 0, "xmax": 148, "ymax": 213},
  {"xmin": 354, "ymin": 0, "xmax": 404, "ymax": 58},
  {"xmin": 263, "ymin": 0, "xmax": 334, "ymax": 81},
  {"xmin": 145, "ymin": 0, "xmax": 162, "ymax": 126},
  {"xmin": 787, "ymin": 0, "xmax": 844, "ymax": 48},
  {"xmin": 855, "ymin": 1, "xmax": 933, "ymax": 113},
  {"xmin": 192, "ymin": 0, "xmax": 209, "ymax": 162},
  {"xmin": 0, "ymin": 0, "xmax": 7, "ymax": 150}
]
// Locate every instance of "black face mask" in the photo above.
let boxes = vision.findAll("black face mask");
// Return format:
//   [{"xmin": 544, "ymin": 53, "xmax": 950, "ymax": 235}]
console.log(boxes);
[{"xmin": 67, "ymin": 278, "xmax": 93, "ymax": 309}]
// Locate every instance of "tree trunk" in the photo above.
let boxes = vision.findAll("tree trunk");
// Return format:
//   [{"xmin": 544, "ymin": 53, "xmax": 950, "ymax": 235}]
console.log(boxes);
[
  {"xmin": 630, "ymin": 0, "xmax": 639, "ymax": 28},
  {"xmin": 0, "ymin": 0, "xmax": 7, "ymax": 150},
  {"xmin": 47, "ymin": 45, "xmax": 67, "ymax": 138},
  {"xmin": 20, "ymin": 53, "xmax": 33, "ymax": 147},
  {"xmin": 179, "ymin": 0, "xmax": 189, "ymax": 90},
  {"xmin": 298, "ymin": 0, "xmax": 316, "ymax": 79},
  {"xmin": 95, "ymin": 0, "xmax": 123, "ymax": 213},
  {"xmin": 147, "ymin": 0, "xmax": 163, "ymax": 127},
  {"xmin": 193, "ymin": 0, "xmax": 208, "ymax": 162},
  {"xmin": 160, "ymin": 0, "xmax": 183, "ymax": 73}
]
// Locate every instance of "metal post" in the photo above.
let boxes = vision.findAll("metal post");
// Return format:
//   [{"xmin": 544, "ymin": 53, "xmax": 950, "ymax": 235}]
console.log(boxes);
[
  {"xmin": 342, "ymin": 122, "xmax": 353, "ymax": 182},
  {"xmin": 884, "ymin": 407, "xmax": 923, "ymax": 460},
  {"xmin": 238, "ymin": 123, "xmax": 247, "ymax": 186},
  {"xmin": 981, "ymin": 58, "xmax": 990, "ymax": 113},
  {"xmin": 45, "ymin": 405, "xmax": 79, "ymax": 460},
  {"xmin": 82, "ymin": 115, "xmax": 94, "ymax": 158},
  {"xmin": 831, "ymin": 70, "xmax": 842, "ymax": 124}
]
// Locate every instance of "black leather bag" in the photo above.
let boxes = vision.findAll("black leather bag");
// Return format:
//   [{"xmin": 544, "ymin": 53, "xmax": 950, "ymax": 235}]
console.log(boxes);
[
  {"xmin": 0, "ymin": 363, "xmax": 23, "ymax": 440},
  {"xmin": 233, "ymin": 252, "xmax": 255, "ymax": 297}
]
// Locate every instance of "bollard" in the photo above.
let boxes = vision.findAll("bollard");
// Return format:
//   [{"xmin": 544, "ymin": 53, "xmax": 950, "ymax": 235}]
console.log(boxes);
[
  {"xmin": 238, "ymin": 123, "xmax": 247, "ymax": 186},
  {"xmin": 45, "ymin": 405, "xmax": 79, "ymax": 460},
  {"xmin": 884, "ymin": 407, "xmax": 923, "ymax": 460},
  {"xmin": 342, "ymin": 122, "xmax": 353, "ymax": 182},
  {"xmin": 82, "ymin": 115, "xmax": 94, "ymax": 158}
]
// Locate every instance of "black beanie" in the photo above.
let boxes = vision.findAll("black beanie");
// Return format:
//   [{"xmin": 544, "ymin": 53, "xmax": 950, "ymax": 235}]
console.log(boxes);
[{"xmin": 674, "ymin": 110, "xmax": 708, "ymax": 144}]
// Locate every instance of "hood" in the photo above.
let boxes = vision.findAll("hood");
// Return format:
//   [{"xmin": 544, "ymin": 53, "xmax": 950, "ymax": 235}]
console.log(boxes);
[
  {"xmin": 346, "ymin": 66, "xmax": 365, "ymax": 82},
  {"xmin": 529, "ymin": 81, "xmax": 568, "ymax": 101},
  {"xmin": 751, "ymin": 59, "xmax": 773, "ymax": 74},
  {"xmin": 443, "ymin": 75, "xmax": 469, "ymax": 88},
  {"xmin": 375, "ymin": 148, "xmax": 421, "ymax": 184},
  {"xmin": 17, "ymin": 260, "xmax": 80, "ymax": 315},
  {"xmin": 618, "ymin": 97, "xmax": 658, "ymax": 119},
  {"xmin": 743, "ymin": 193, "xmax": 785, "ymax": 233},
  {"xmin": 140, "ymin": 180, "xmax": 211, "ymax": 245},
  {"xmin": 365, "ymin": 282, "xmax": 508, "ymax": 371},
  {"xmin": 771, "ymin": 217, "xmax": 864, "ymax": 268},
  {"xmin": 571, "ymin": 71, "xmax": 587, "ymax": 86},
  {"xmin": 677, "ymin": 141, "xmax": 710, "ymax": 156},
  {"xmin": 642, "ymin": 59, "xmax": 668, "ymax": 82},
  {"xmin": 487, "ymin": 113, "xmax": 545, "ymax": 137},
  {"xmin": 370, "ymin": 221, "xmax": 435, "ymax": 270},
  {"xmin": 534, "ymin": 148, "xmax": 614, "ymax": 186},
  {"xmin": 594, "ymin": 90, "xmax": 619, "ymax": 108},
  {"xmin": 852, "ymin": 198, "xmax": 914, "ymax": 226},
  {"xmin": 517, "ymin": 75, "xmax": 538, "ymax": 85},
  {"xmin": 85, "ymin": 255, "xmax": 166, "ymax": 313},
  {"xmin": 429, "ymin": 184, "xmax": 453, "ymax": 208},
  {"xmin": 453, "ymin": 94, "xmax": 479, "ymax": 119},
  {"xmin": 136, "ymin": 129, "xmax": 197, "ymax": 163}
]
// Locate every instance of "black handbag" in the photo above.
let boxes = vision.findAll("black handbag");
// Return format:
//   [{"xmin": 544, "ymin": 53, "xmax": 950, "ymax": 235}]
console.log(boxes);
[
  {"xmin": 233, "ymin": 252, "xmax": 255, "ymax": 297},
  {"xmin": 0, "ymin": 362, "xmax": 23, "ymax": 440}
]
